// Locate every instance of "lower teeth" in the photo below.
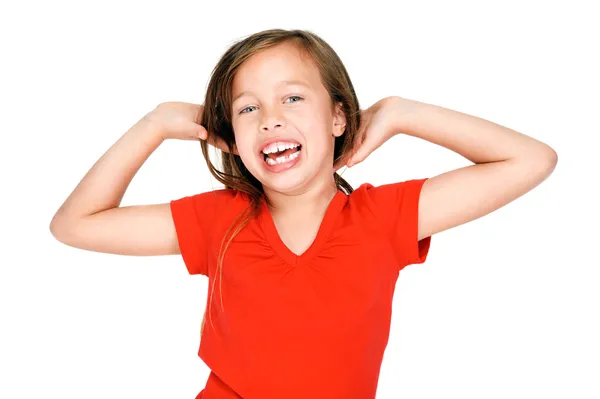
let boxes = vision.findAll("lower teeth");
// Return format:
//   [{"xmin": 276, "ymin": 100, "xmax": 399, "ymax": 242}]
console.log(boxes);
[{"xmin": 265, "ymin": 150, "xmax": 300, "ymax": 166}]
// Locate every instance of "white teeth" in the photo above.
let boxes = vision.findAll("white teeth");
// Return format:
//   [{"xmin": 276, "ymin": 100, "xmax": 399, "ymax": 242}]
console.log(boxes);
[
  {"xmin": 265, "ymin": 150, "xmax": 301, "ymax": 166},
  {"xmin": 262, "ymin": 141, "xmax": 300, "ymax": 154}
]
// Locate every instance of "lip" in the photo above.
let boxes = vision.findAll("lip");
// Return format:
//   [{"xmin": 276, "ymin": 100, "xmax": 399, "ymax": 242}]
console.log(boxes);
[
  {"xmin": 258, "ymin": 135, "xmax": 302, "ymax": 155},
  {"xmin": 262, "ymin": 147, "xmax": 302, "ymax": 173}
]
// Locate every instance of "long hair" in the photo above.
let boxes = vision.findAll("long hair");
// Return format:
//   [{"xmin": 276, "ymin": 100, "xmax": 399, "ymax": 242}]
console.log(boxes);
[{"xmin": 196, "ymin": 29, "xmax": 362, "ymax": 335}]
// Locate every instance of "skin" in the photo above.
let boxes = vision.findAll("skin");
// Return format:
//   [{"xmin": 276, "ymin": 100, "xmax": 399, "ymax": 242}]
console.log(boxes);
[
  {"xmin": 48, "ymin": 40, "xmax": 558, "ymax": 263},
  {"xmin": 230, "ymin": 42, "xmax": 558, "ymax": 253},
  {"xmin": 230, "ymin": 42, "xmax": 347, "ymax": 253},
  {"xmin": 343, "ymin": 95, "xmax": 558, "ymax": 241}
]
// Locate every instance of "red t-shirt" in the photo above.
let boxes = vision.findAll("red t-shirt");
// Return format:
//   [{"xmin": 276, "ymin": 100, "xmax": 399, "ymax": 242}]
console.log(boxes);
[{"xmin": 170, "ymin": 178, "xmax": 432, "ymax": 399}]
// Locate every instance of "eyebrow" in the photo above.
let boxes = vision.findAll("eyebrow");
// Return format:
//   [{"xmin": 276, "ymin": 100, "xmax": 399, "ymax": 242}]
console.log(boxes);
[{"xmin": 232, "ymin": 80, "xmax": 311, "ymax": 104}]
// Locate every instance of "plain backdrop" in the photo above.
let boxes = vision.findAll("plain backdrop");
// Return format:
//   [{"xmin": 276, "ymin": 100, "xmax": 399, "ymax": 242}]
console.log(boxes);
[{"xmin": 1, "ymin": 0, "xmax": 598, "ymax": 398}]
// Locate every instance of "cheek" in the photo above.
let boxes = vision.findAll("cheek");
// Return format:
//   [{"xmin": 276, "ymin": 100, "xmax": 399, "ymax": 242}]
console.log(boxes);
[
  {"xmin": 233, "ymin": 134, "xmax": 258, "ymax": 166},
  {"xmin": 305, "ymin": 124, "xmax": 333, "ymax": 151}
]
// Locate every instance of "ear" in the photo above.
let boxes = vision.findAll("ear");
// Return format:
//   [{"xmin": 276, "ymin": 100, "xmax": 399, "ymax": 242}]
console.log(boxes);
[{"xmin": 332, "ymin": 101, "xmax": 347, "ymax": 138}]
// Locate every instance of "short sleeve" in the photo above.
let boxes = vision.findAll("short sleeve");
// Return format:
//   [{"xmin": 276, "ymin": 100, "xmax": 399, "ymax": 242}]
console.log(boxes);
[
  {"xmin": 367, "ymin": 178, "xmax": 432, "ymax": 270},
  {"xmin": 170, "ymin": 195, "xmax": 208, "ymax": 276},
  {"xmin": 170, "ymin": 190, "xmax": 234, "ymax": 276}
]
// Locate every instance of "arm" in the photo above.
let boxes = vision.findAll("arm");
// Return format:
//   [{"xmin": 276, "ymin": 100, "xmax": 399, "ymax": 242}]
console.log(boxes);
[
  {"xmin": 49, "ymin": 113, "xmax": 180, "ymax": 256},
  {"xmin": 390, "ymin": 97, "xmax": 558, "ymax": 241}
]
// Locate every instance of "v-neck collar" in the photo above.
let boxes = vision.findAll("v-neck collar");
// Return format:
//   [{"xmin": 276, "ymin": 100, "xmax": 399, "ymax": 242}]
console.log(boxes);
[{"xmin": 258, "ymin": 190, "xmax": 348, "ymax": 266}]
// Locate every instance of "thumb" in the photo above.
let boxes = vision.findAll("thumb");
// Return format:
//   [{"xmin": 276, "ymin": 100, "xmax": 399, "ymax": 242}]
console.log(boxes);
[
  {"xmin": 333, "ymin": 151, "xmax": 351, "ymax": 172},
  {"xmin": 200, "ymin": 129, "xmax": 238, "ymax": 154},
  {"xmin": 347, "ymin": 131, "xmax": 367, "ymax": 168},
  {"xmin": 347, "ymin": 145, "xmax": 368, "ymax": 167},
  {"xmin": 197, "ymin": 125, "xmax": 208, "ymax": 140}
]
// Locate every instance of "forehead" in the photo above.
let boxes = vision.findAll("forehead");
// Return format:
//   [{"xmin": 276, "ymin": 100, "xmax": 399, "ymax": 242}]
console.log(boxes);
[{"xmin": 232, "ymin": 43, "xmax": 320, "ymax": 94}]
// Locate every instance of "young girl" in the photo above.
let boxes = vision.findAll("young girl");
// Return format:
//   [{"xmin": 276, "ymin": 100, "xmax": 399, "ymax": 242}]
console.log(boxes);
[{"xmin": 50, "ymin": 29, "xmax": 557, "ymax": 399}]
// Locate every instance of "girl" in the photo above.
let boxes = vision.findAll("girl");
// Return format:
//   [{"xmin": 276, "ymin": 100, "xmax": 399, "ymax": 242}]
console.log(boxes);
[{"xmin": 50, "ymin": 29, "xmax": 557, "ymax": 399}]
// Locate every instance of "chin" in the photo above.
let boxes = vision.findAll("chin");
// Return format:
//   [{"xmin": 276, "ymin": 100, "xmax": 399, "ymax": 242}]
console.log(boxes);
[
  {"xmin": 250, "ymin": 166, "xmax": 315, "ymax": 196},
  {"xmin": 261, "ymin": 172, "xmax": 311, "ymax": 195}
]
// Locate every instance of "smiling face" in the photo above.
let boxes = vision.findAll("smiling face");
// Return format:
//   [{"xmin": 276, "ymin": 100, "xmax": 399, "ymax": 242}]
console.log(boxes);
[{"xmin": 230, "ymin": 42, "xmax": 346, "ymax": 195}]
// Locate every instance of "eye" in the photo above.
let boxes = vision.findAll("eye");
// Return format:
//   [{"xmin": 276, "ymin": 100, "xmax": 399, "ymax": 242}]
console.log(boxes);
[
  {"xmin": 285, "ymin": 95, "xmax": 303, "ymax": 103},
  {"xmin": 238, "ymin": 96, "xmax": 303, "ymax": 115},
  {"xmin": 239, "ymin": 105, "xmax": 256, "ymax": 114}
]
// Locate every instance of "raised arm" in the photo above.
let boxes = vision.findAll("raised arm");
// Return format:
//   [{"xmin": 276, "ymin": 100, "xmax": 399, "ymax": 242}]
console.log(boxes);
[
  {"xmin": 49, "ymin": 108, "xmax": 185, "ymax": 256},
  {"xmin": 395, "ymin": 98, "xmax": 558, "ymax": 241}
]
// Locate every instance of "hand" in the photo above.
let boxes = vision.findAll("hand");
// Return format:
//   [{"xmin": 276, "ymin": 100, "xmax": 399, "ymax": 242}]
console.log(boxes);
[
  {"xmin": 345, "ymin": 96, "xmax": 406, "ymax": 168},
  {"xmin": 144, "ymin": 102, "xmax": 236, "ymax": 154}
]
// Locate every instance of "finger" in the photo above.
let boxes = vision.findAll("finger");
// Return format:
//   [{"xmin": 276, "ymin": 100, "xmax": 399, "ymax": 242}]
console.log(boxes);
[
  {"xmin": 195, "ymin": 124, "xmax": 239, "ymax": 155},
  {"xmin": 354, "ymin": 112, "xmax": 370, "ymax": 142},
  {"xmin": 218, "ymin": 138, "xmax": 239, "ymax": 155},
  {"xmin": 347, "ymin": 143, "xmax": 373, "ymax": 168},
  {"xmin": 205, "ymin": 133, "xmax": 239, "ymax": 155},
  {"xmin": 198, "ymin": 126, "xmax": 208, "ymax": 140},
  {"xmin": 348, "ymin": 130, "xmax": 368, "ymax": 165},
  {"xmin": 333, "ymin": 150, "xmax": 352, "ymax": 172}
]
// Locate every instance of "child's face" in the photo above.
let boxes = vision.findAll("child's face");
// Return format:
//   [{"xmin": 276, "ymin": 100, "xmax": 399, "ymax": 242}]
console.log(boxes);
[{"xmin": 230, "ymin": 42, "xmax": 346, "ymax": 195}]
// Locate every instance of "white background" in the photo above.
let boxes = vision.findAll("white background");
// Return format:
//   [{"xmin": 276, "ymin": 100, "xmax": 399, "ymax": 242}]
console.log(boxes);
[{"xmin": 2, "ymin": 0, "xmax": 598, "ymax": 398}]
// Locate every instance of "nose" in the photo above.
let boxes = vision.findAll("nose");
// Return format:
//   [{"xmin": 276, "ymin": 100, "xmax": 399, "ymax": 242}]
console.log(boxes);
[{"xmin": 260, "ymin": 106, "xmax": 286, "ymax": 132}]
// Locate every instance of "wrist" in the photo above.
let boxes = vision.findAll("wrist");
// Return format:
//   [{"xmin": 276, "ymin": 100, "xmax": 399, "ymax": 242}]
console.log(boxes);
[
  {"xmin": 138, "ymin": 112, "xmax": 168, "ymax": 142},
  {"xmin": 388, "ymin": 96, "xmax": 424, "ymax": 135}
]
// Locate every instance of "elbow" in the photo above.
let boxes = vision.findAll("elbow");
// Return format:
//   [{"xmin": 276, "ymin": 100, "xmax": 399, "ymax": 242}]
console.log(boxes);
[
  {"xmin": 526, "ymin": 145, "xmax": 558, "ymax": 181},
  {"xmin": 49, "ymin": 214, "xmax": 72, "ymax": 243},
  {"xmin": 540, "ymin": 145, "xmax": 558, "ymax": 173},
  {"xmin": 49, "ymin": 217, "xmax": 64, "ymax": 242}
]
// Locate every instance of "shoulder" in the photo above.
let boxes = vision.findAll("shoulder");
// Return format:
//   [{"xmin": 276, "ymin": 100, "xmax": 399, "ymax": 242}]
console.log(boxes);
[
  {"xmin": 343, "ymin": 179, "xmax": 429, "ymax": 234},
  {"xmin": 177, "ymin": 188, "xmax": 247, "ymax": 206},
  {"xmin": 170, "ymin": 188, "xmax": 253, "ymax": 220},
  {"xmin": 348, "ymin": 178, "xmax": 429, "ymax": 207}
]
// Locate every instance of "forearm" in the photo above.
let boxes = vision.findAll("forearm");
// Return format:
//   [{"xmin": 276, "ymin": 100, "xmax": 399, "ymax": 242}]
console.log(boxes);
[
  {"xmin": 391, "ymin": 96, "xmax": 556, "ymax": 164},
  {"xmin": 51, "ymin": 113, "xmax": 164, "ymax": 226}
]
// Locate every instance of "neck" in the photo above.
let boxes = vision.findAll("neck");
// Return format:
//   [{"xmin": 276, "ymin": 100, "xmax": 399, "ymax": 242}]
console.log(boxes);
[{"xmin": 263, "ymin": 177, "xmax": 339, "ymax": 216}]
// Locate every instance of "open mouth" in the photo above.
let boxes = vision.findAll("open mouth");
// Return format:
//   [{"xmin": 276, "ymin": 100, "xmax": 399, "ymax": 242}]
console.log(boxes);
[{"xmin": 262, "ymin": 143, "xmax": 302, "ymax": 166}]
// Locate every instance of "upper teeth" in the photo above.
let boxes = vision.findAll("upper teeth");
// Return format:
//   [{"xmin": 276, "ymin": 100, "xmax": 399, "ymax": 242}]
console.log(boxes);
[{"xmin": 262, "ymin": 141, "xmax": 300, "ymax": 154}]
